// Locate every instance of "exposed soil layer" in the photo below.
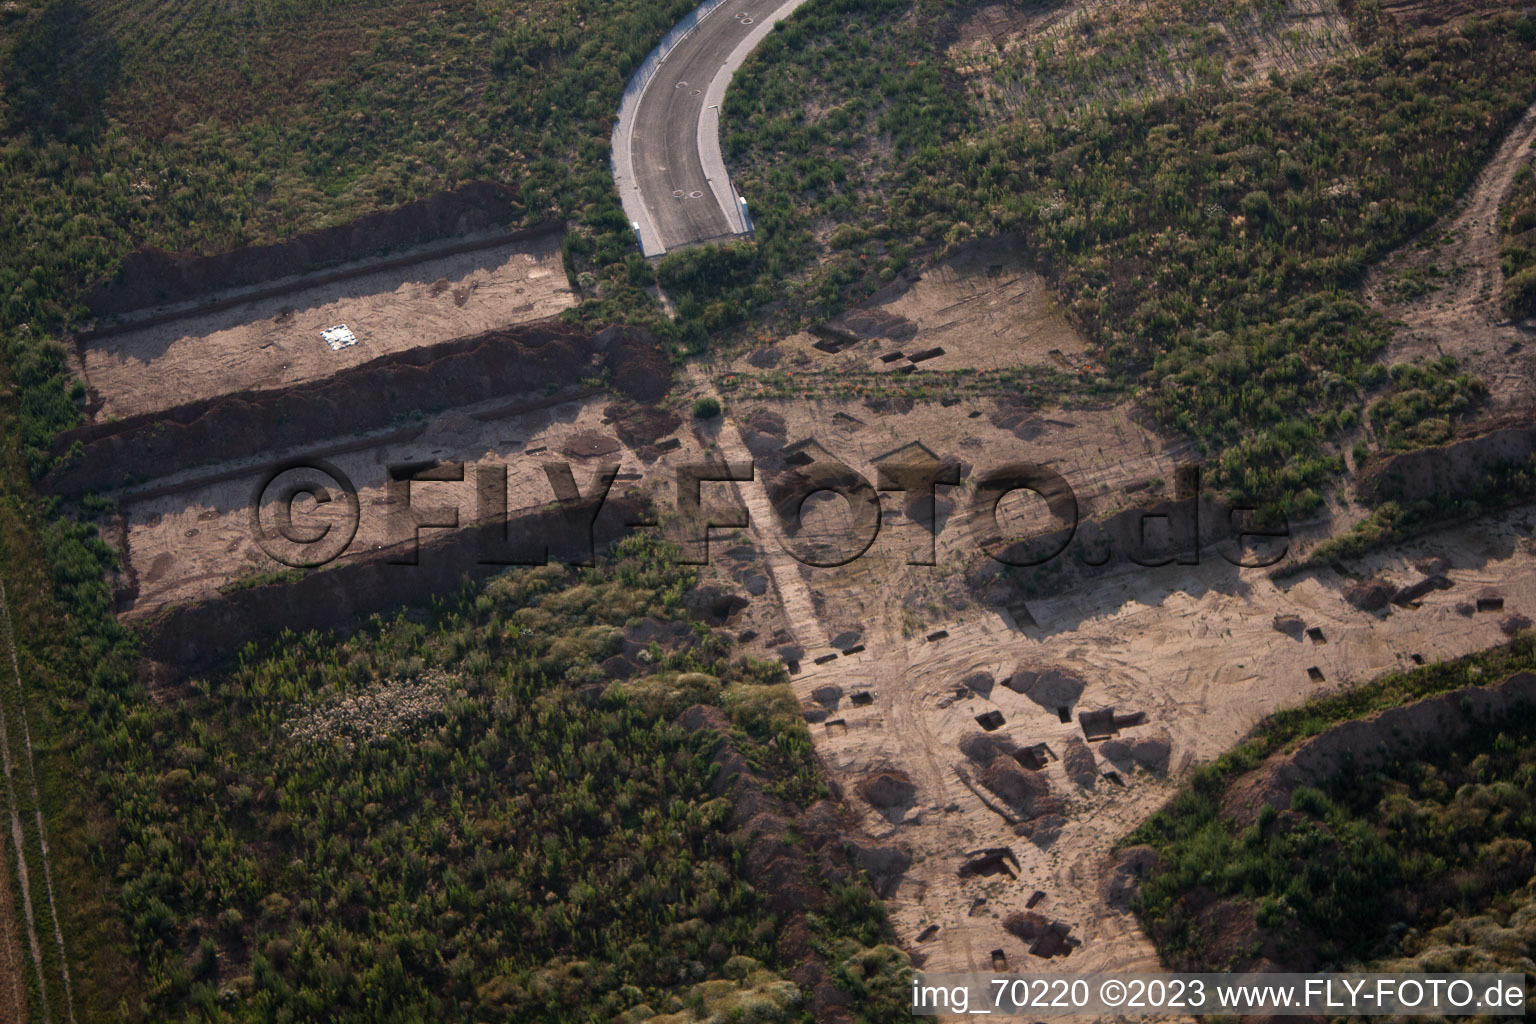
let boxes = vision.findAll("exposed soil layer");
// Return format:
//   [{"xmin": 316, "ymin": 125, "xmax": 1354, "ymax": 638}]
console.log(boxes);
[
  {"xmin": 83, "ymin": 181, "xmax": 528, "ymax": 319},
  {"xmin": 141, "ymin": 493, "xmax": 646, "ymax": 681},
  {"xmin": 1356, "ymin": 414, "xmax": 1536, "ymax": 506},
  {"xmin": 44, "ymin": 322, "xmax": 666, "ymax": 497},
  {"xmin": 1222, "ymin": 670, "xmax": 1536, "ymax": 826},
  {"xmin": 109, "ymin": 392, "xmax": 704, "ymax": 621},
  {"xmin": 74, "ymin": 228, "xmax": 574, "ymax": 420}
]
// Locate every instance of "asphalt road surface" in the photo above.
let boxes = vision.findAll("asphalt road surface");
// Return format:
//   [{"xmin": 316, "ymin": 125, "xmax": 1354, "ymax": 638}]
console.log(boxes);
[{"xmin": 623, "ymin": 0, "xmax": 779, "ymax": 254}]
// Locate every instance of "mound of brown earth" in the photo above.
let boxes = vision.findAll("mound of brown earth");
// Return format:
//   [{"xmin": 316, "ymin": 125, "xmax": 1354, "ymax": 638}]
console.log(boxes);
[
  {"xmin": 595, "ymin": 325, "xmax": 671, "ymax": 403},
  {"xmin": 958, "ymin": 731, "xmax": 1016, "ymax": 766},
  {"xmin": 739, "ymin": 409, "xmax": 788, "ymax": 461},
  {"xmin": 1101, "ymin": 730, "xmax": 1173, "ymax": 774},
  {"xmin": 979, "ymin": 758, "xmax": 1049, "ymax": 816},
  {"xmin": 560, "ymin": 431, "xmax": 621, "ymax": 458},
  {"xmin": 145, "ymin": 494, "xmax": 646, "ymax": 680},
  {"xmin": 1272, "ymin": 614, "xmax": 1306, "ymax": 639},
  {"xmin": 857, "ymin": 770, "xmax": 918, "ymax": 811},
  {"xmin": 810, "ymin": 685, "xmax": 842, "ymax": 709},
  {"xmin": 836, "ymin": 307, "xmax": 918, "ymax": 342},
  {"xmin": 1344, "ymin": 578, "xmax": 1394, "ymax": 613},
  {"xmin": 681, "ymin": 584, "xmax": 749, "ymax": 626},
  {"xmin": 1003, "ymin": 665, "xmax": 1086, "ymax": 709},
  {"xmin": 1357, "ymin": 420, "xmax": 1536, "ymax": 506},
  {"xmin": 678, "ymin": 704, "xmax": 907, "ymax": 1019},
  {"xmin": 1061, "ymin": 738, "xmax": 1098, "ymax": 789},
  {"xmin": 1100, "ymin": 846, "xmax": 1160, "ymax": 911},
  {"xmin": 1391, "ymin": 574, "xmax": 1452, "ymax": 607},
  {"xmin": 604, "ymin": 401, "xmax": 679, "ymax": 450}
]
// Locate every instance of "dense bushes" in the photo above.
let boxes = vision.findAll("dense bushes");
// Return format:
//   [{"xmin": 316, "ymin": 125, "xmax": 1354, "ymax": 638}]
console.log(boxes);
[
  {"xmin": 1129, "ymin": 635, "xmax": 1536, "ymax": 972},
  {"xmin": 1502, "ymin": 163, "xmax": 1536, "ymax": 318},
  {"xmin": 28, "ymin": 514, "xmax": 898, "ymax": 1019},
  {"xmin": 657, "ymin": 242, "xmax": 764, "ymax": 341},
  {"xmin": 1366, "ymin": 358, "xmax": 1487, "ymax": 451},
  {"xmin": 730, "ymin": 7, "xmax": 1536, "ymax": 509}
]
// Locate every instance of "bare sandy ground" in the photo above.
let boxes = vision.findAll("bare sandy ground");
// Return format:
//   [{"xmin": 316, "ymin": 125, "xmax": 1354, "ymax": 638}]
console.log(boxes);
[
  {"xmin": 77, "ymin": 232, "xmax": 575, "ymax": 420},
  {"xmin": 116, "ymin": 394, "xmax": 698, "ymax": 619},
  {"xmin": 732, "ymin": 237, "xmax": 1095, "ymax": 376},
  {"xmin": 774, "ymin": 504, "xmax": 1536, "ymax": 981},
  {"xmin": 1364, "ymin": 101, "xmax": 1536, "ymax": 417}
]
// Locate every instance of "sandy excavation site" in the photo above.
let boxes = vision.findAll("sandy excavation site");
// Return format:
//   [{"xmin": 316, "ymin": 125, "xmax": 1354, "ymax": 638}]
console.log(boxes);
[
  {"xmin": 72, "ymin": 230, "xmax": 575, "ymax": 420},
  {"xmin": 63, "ymin": 114, "xmax": 1536, "ymax": 997}
]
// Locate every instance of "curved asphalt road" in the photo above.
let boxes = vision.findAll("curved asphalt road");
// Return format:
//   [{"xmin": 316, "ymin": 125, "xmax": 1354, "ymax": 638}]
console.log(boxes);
[{"xmin": 615, "ymin": 0, "xmax": 811, "ymax": 256}]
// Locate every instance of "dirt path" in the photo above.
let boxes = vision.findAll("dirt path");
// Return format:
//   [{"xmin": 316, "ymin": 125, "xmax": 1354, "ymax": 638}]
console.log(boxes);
[{"xmin": 1364, "ymin": 101, "xmax": 1536, "ymax": 415}]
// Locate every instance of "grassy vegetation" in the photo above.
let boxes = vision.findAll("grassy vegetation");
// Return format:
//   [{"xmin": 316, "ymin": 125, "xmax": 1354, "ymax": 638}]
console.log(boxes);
[
  {"xmin": 1501, "ymin": 161, "xmax": 1536, "ymax": 319},
  {"xmin": 0, "ymin": 0, "xmax": 711, "ymax": 475},
  {"xmin": 6, "ymin": 467, "xmax": 913, "ymax": 1021},
  {"xmin": 1365, "ymin": 357, "xmax": 1487, "ymax": 452},
  {"xmin": 723, "ymin": 5, "xmax": 1536, "ymax": 511},
  {"xmin": 973, "ymin": 0, "xmax": 1357, "ymax": 123},
  {"xmin": 1128, "ymin": 635, "xmax": 1536, "ymax": 972},
  {"xmin": 720, "ymin": 0, "xmax": 973, "ymax": 309}
]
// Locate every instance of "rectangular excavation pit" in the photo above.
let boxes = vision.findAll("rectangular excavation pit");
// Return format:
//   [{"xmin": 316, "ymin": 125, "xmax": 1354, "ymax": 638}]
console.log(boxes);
[
  {"xmin": 926, "ymin": 629, "xmax": 949, "ymax": 642},
  {"xmin": 1014, "ymin": 747, "xmax": 1048, "ymax": 771},
  {"xmin": 958, "ymin": 847, "xmax": 1019, "ymax": 879},
  {"xmin": 1306, "ymin": 626, "xmax": 1327, "ymax": 645},
  {"xmin": 975, "ymin": 711, "xmax": 1006, "ymax": 731},
  {"xmin": 849, "ymin": 691, "xmax": 874, "ymax": 707},
  {"xmin": 878, "ymin": 351, "xmax": 905, "ymax": 363},
  {"xmin": 1026, "ymin": 890, "xmax": 1046, "ymax": 909},
  {"xmin": 809, "ymin": 325, "xmax": 860, "ymax": 353},
  {"xmin": 813, "ymin": 653, "xmax": 839, "ymax": 665},
  {"xmin": 1307, "ymin": 666, "xmax": 1326, "ymax": 682},
  {"xmin": 75, "ymin": 230, "xmax": 575, "ymax": 422},
  {"xmin": 991, "ymin": 949, "xmax": 1008, "ymax": 971},
  {"xmin": 824, "ymin": 719, "xmax": 847, "ymax": 736},
  {"xmin": 1079, "ymin": 708, "xmax": 1119, "ymax": 740},
  {"xmin": 908, "ymin": 346, "xmax": 946, "ymax": 363},
  {"xmin": 1478, "ymin": 596, "xmax": 1505, "ymax": 612},
  {"xmin": 1056, "ymin": 706, "xmax": 1072, "ymax": 724},
  {"xmin": 842, "ymin": 643, "xmax": 866, "ymax": 655},
  {"xmin": 916, "ymin": 924, "xmax": 939, "ymax": 943}
]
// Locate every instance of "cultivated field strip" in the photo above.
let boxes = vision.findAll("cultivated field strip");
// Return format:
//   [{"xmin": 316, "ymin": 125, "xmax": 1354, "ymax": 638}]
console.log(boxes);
[{"xmin": 0, "ymin": 577, "xmax": 73, "ymax": 1023}]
